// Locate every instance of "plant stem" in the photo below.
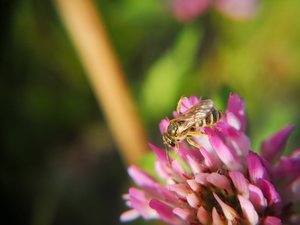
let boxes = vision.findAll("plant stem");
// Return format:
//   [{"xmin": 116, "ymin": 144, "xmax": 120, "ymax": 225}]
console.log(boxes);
[{"xmin": 55, "ymin": 0, "xmax": 148, "ymax": 165}]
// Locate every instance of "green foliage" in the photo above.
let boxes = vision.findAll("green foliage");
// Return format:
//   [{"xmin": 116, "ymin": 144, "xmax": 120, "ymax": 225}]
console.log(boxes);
[{"xmin": 141, "ymin": 25, "xmax": 202, "ymax": 122}]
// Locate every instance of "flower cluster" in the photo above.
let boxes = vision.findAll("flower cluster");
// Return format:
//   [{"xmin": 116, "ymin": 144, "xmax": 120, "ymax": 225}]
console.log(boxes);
[
  {"xmin": 170, "ymin": 0, "xmax": 259, "ymax": 22},
  {"xmin": 121, "ymin": 94, "xmax": 300, "ymax": 225}
]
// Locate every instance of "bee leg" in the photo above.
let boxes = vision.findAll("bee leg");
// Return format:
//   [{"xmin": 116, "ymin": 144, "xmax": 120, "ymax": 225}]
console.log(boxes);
[
  {"xmin": 188, "ymin": 130, "xmax": 206, "ymax": 136},
  {"xmin": 174, "ymin": 144, "xmax": 179, "ymax": 152},
  {"xmin": 186, "ymin": 137, "xmax": 200, "ymax": 148},
  {"xmin": 176, "ymin": 96, "xmax": 184, "ymax": 114}
]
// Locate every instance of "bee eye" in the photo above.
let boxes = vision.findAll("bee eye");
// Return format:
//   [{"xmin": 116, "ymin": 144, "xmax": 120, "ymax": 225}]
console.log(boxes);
[{"xmin": 167, "ymin": 123, "xmax": 178, "ymax": 135}]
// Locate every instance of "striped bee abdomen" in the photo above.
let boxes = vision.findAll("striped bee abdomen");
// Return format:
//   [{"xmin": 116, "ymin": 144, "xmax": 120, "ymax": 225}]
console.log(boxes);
[{"xmin": 203, "ymin": 108, "xmax": 222, "ymax": 126}]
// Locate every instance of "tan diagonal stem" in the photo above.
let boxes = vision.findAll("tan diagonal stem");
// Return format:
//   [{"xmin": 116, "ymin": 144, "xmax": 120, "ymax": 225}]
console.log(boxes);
[{"xmin": 55, "ymin": 0, "xmax": 148, "ymax": 165}]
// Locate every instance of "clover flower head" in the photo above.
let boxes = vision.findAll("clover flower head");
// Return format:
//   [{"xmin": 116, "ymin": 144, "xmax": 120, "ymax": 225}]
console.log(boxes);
[
  {"xmin": 170, "ymin": 0, "xmax": 259, "ymax": 22},
  {"xmin": 121, "ymin": 93, "xmax": 300, "ymax": 225}
]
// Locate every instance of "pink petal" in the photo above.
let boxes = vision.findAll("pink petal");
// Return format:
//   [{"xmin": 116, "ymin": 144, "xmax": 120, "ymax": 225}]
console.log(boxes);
[
  {"xmin": 225, "ymin": 93, "xmax": 246, "ymax": 131},
  {"xmin": 120, "ymin": 209, "xmax": 140, "ymax": 222},
  {"xmin": 173, "ymin": 207, "xmax": 195, "ymax": 222},
  {"xmin": 159, "ymin": 118, "xmax": 170, "ymax": 134},
  {"xmin": 248, "ymin": 184, "xmax": 267, "ymax": 212},
  {"xmin": 189, "ymin": 96, "xmax": 201, "ymax": 105},
  {"xmin": 172, "ymin": 159, "xmax": 186, "ymax": 178},
  {"xmin": 186, "ymin": 179, "xmax": 201, "ymax": 192},
  {"xmin": 216, "ymin": 119, "xmax": 250, "ymax": 157},
  {"xmin": 199, "ymin": 146, "xmax": 219, "ymax": 170},
  {"xmin": 128, "ymin": 188, "xmax": 148, "ymax": 204},
  {"xmin": 177, "ymin": 142, "xmax": 203, "ymax": 162},
  {"xmin": 257, "ymin": 179, "xmax": 282, "ymax": 212},
  {"xmin": 213, "ymin": 193, "xmax": 238, "ymax": 221},
  {"xmin": 214, "ymin": 0, "xmax": 259, "ymax": 20},
  {"xmin": 193, "ymin": 134, "xmax": 214, "ymax": 152},
  {"xmin": 149, "ymin": 143, "xmax": 169, "ymax": 163},
  {"xmin": 291, "ymin": 148, "xmax": 300, "ymax": 157},
  {"xmin": 186, "ymin": 193, "xmax": 200, "ymax": 208},
  {"xmin": 182, "ymin": 144, "xmax": 204, "ymax": 161},
  {"xmin": 186, "ymin": 155, "xmax": 201, "ymax": 174},
  {"xmin": 229, "ymin": 171, "xmax": 249, "ymax": 197},
  {"xmin": 128, "ymin": 166, "xmax": 158, "ymax": 190},
  {"xmin": 195, "ymin": 173, "xmax": 209, "ymax": 185},
  {"xmin": 177, "ymin": 96, "xmax": 201, "ymax": 113},
  {"xmin": 247, "ymin": 152, "xmax": 270, "ymax": 184},
  {"xmin": 128, "ymin": 188, "xmax": 157, "ymax": 219},
  {"xmin": 168, "ymin": 183, "xmax": 189, "ymax": 198},
  {"xmin": 263, "ymin": 216, "xmax": 282, "ymax": 225},
  {"xmin": 226, "ymin": 112, "xmax": 242, "ymax": 130},
  {"xmin": 197, "ymin": 206, "xmax": 210, "ymax": 224},
  {"xmin": 209, "ymin": 134, "xmax": 243, "ymax": 171},
  {"xmin": 207, "ymin": 172, "xmax": 231, "ymax": 190},
  {"xmin": 149, "ymin": 199, "xmax": 182, "ymax": 225},
  {"xmin": 212, "ymin": 207, "xmax": 225, "ymax": 225},
  {"xmin": 154, "ymin": 161, "xmax": 168, "ymax": 179},
  {"xmin": 273, "ymin": 156, "xmax": 300, "ymax": 179},
  {"xmin": 128, "ymin": 166, "xmax": 177, "ymax": 203},
  {"xmin": 261, "ymin": 125, "xmax": 294, "ymax": 163},
  {"xmin": 238, "ymin": 195, "xmax": 259, "ymax": 225},
  {"xmin": 182, "ymin": 96, "xmax": 201, "ymax": 109},
  {"xmin": 229, "ymin": 130, "xmax": 250, "ymax": 157},
  {"xmin": 177, "ymin": 146, "xmax": 189, "ymax": 161}
]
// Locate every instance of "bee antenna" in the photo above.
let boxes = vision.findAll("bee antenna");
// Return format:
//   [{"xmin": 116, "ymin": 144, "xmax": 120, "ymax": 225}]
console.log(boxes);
[{"xmin": 163, "ymin": 146, "xmax": 171, "ymax": 164}]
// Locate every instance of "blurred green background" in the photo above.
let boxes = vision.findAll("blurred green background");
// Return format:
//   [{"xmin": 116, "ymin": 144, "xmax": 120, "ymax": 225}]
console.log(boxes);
[{"xmin": 1, "ymin": 0, "xmax": 300, "ymax": 225}]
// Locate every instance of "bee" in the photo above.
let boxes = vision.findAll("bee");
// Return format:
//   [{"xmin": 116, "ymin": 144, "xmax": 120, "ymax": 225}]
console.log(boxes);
[{"xmin": 162, "ymin": 98, "xmax": 222, "ymax": 149}]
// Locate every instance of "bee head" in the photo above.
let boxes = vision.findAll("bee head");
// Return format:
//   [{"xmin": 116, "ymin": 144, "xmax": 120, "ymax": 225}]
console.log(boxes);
[
  {"xmin": 163, "ymin": 120, "xmax": 183, "ymax": 149},
  {"xmin": 162, "ymin": 133, "xmax": 176, "ymax": 148}
]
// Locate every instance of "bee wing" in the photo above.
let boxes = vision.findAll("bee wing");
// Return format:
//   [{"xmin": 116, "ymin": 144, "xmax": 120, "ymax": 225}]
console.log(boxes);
[
  {"xmin": 194, "ymin": 109, "xmax": 210, "ymax": 119},
  {"xmin": 191, "ymin": 99, "xmax": 214, "ymax": 119},
  {"xmin": 174, "ymin": 113, "xmax": 197, "ymax": 131},
  {"xmin": 173, "ymin": 98, "xmax": 215, "ymax": 132},
  {"xmin": 199, "ymin": 99, "xmax": 214, "ymax": 109}
]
